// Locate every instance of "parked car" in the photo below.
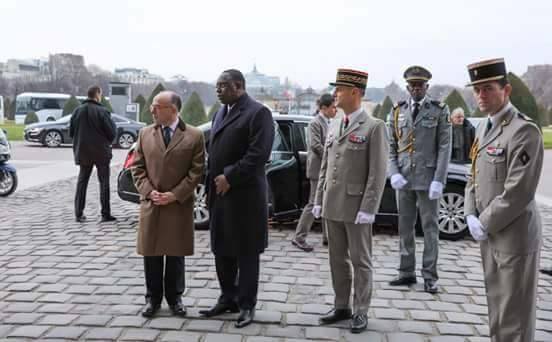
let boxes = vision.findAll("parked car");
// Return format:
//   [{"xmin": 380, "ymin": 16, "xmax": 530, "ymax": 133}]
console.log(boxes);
[
  {"xmin": 23, "ymin": 113, "xmax": 145, "ymax": 149},
  {"xmin": 118, "ymin": 114, "xmax": 470, "ymax": 240}
]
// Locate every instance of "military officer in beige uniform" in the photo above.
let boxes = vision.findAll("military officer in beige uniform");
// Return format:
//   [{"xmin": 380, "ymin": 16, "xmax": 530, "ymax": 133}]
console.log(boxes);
[
  {"xmin": 388, "ymin": 66, "xmax": 451, "ymax": 293},
  {"xmin": 312, "ymin": 69, "xmax": 388, "ymax": 333},
  {"xmin": 464, "ymin": 58, "xmax": 543, "ymax": 342}
]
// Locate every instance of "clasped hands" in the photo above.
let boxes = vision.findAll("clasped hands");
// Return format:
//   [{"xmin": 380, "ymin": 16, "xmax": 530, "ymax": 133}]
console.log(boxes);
[{"xmin": 148, "ymin": 190, "xmax": 176, "ymax": 206}]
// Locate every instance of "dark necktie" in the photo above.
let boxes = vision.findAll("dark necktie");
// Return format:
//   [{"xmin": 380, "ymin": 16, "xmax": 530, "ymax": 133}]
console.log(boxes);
[
  {"xmin": 484, "ymin": 118, "xmax": 492, "ymax": 136},
  {"xmin": 163, "ymin": 126, "xmax": 172, "ymax": 147},
  {"xmin": 412, "ymin": 103, "xmax": 420, "ymax": 122},
  {"xmin": 343, "ymin": 115, "xmax": 350, "ymax": 129}
]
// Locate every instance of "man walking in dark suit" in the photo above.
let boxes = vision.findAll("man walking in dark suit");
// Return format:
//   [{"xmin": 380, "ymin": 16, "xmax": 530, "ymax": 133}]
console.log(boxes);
[
  {"xmin": 292, "ymin": 93, "xmax": 336, "ymax": 251},
  {"xmin": 70, "ymin": 85, "xmax": 117, "ymax": 223},
  {"xmin": 199, "ymin": 69, "xmax": 274, "ymax": 328}
]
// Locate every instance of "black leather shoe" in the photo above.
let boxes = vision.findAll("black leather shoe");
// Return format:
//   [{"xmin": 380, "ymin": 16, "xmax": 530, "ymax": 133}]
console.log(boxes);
[
  {"xmin": 323, "ymin": 239, "xmax": 328, "ymax": 246},
  {"xmin": 100, "ymin": 215, "xmax": 117, "ymax": 222},
  {"xmin": 141, "ymin": 302, "xmax": 161, "ymax": 318},
  {"xmin": 75, "ymin": 215, "xmax": 86, "ymax": 223},
  {"xmin": 235, "ymin": 308, "xmax": 255, "ymax": 328},
  {"xmin": 199, "ymin": 302, "xmax": 239, "ymax": 317},
  {"xmin": 169, "ymin": 300, "xmax": 187, "ymax": 317},
  {"xmin": 291, "ymin": 239, "xmax": 314, "ymax": 252},
  {"xmin": 389, "ymin": 276, "xmax": 417, "ymax": 286},
  {"xmin": 424, "ymin": 280, "xmax": 439, "ymax": 294},
  {"xmin": 319, "ymin": 308, "xmax": 352, "ymax": 325},
  {"xmin": 350, "ymin": 313, "xmax": 368, "ymax": 333}
]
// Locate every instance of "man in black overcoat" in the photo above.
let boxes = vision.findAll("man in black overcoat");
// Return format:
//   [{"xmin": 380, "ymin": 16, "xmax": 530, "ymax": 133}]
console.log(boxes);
[
  {"xmin": 199, "ymin": 69, "xmax": 274, "ymax": 328},
  {"xmin": 69, "ymin": 85, "xmax": 117, "ymax": 223}
]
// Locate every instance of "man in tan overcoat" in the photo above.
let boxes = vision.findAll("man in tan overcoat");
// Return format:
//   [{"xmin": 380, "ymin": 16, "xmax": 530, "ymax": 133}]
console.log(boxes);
[
  {"xmin": 132, "ymin": 91, "xmax": 205, "ymax": 318},
  {"xmin": 464, "ymin": 58, "xmax": 543, "ymax": 342}
]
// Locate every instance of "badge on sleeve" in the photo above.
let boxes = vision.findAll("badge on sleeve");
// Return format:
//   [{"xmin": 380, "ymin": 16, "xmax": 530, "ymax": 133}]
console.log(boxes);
[
  {"xmin": 519, "ymin": 150, "xmax": 530, "ymax": 165},
  {"xmin": 486, "ymin": 146, "xmax": 504, "ymax": 156},
  {"xmin": 348, "ymin": 134, "xmax": 367, "ymax": 144}
]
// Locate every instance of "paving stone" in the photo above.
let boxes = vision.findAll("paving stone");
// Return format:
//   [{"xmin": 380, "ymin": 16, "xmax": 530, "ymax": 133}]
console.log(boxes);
[
  {"xmin": 110, "ymin": 315, "xmax": 147, "ymax": 327},
  {"xmin": 185, "ymin": 319, "xmax": 223, "ymax": 332},
  {"xmin": 258, "ymin": 291, "xmax": 288, "ymax": 303},
  {"xmin": 343, "ymin": 331, "xmax": 384, "ymax": 342},
  {"xmin": 120, "ymin": 328, "xmax": 160, "ymax": 341},
  {"xmin": 445, "ymin": 312, "xmax": 484, "ymax": 324},
  {"xmin": 462, "ymin": 304, "xmax": 488, "ymax": 315},
  {"xmin": 246, "ymin": 337, "xmax": 280, "ymax": 342},
  {"xmin": 436, "ymin": 322, "xmax": 475, "ymax": 335},
  {"xmin": 161, "ymin": 331, "xmax": 202, "ymax": 342},
  {"xmin": 263, "ymin": 283, "xmax": 290, "ymax": 292},
  {"xmin": 430, "ymin": 337, "xmax": 468, "ymax": 342},
  {"xmin": 84, "ymin": 327, "xmax": 124, "ymax": 340},
  {"xmin": 37, "ymin": 293, "xmax": 72, "ymax": 303},
  {"xmin": 3, "ymin": 302, "xmax": 42, "ymax": 312},
  {"xmin": 286, "ymin": 313, "xmax": 320, "ymax": 326},
  {"xmin": 75, "ymin": 314, "xmax": 113, "ymax": 326},
  {"xmin": 254, "ymin": 310, "xmax": 282, "ymax": 323},
  {"xmin": 536, "ymin": 330, "xmax": 552, "ymax": 342},
  {"xmin": 391, "ymin": 299, "xmax": 425, "ymax": 310},
  {"xmin": 38, "ymin": 314, "xmax": 79, "ymax": 325},
  {"xmin": 305, "ymin": 326, "xmax": 340, "ymax": 340},
  {"xmin": 264, "ymin": 302, "xmax": 297, "ymax": 313},
  {"xmin": 37, "ymin": 303, "xmax": 75, "ymax": 313},
  {"xmin": 4, "ymin": 313, "xmax": 43, "ymax": 324},
  {"xmin": 66, "ymin": 285, "xmax": 97, "ymax": 294},
  {"xmin": 204, "ymin": 333, "xmax": 243, "ymax": 342},
  {"xmin": 427, "ymin": 301, "xmax": 462, "ymax": 312},
  {"xmin": 397, "ymin": 320, "xmax": 435, "ymax": 334},
  {"xmin": 4, "ymin": 292, "xmax": 42, "ymax": 302},
  {"xmin": 272, "ymin": 276, "xmax": 296, "ymax": 284},
  {"xmin": 301, "ymin": 303, "xmax": 332, "ymax": 314},
  {"xmin": 409, "ymin": 310, "xmax": 442, "ymax": 322},
  {"xmin": 44, "ymin": 326, "xmax": 87, "ymax": 339},
  {"xmin": 36, "ymin": 283, "xmax": 69, "ymax": 293},
  {"xmin": 373, "ymin": 308, "xmax": 406, "ymax": 320},
  {"xmin": 387, "ymin": 333, "xmax": 426, "ymax": 342},
  {"xmin": 265, "ymin": 325, "xmax": 304, "ymax": 338},
  {"xmin": 8, "ymin": 325, "xmax": 50, "ymax": 338}
]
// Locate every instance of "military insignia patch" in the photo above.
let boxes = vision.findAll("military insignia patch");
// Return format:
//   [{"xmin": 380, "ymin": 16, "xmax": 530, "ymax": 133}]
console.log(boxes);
[
  {"xmin": 519, "ymin": 151, "xmax": 530, "ymax": 165},
  {"xmin": 348, "ymin": 134, "xmax": 367, "ymax": 144}
]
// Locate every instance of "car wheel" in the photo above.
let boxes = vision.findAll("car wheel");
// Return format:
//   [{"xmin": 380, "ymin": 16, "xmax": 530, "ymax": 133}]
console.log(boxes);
[
  {"xmin": 194, "ymin": 183, "xmax": 209, "ymax": 230},
  {"xmin": 437, "ymin": 183, "xmax": 468, "ymax": 240},
  {"xmin": 118, "ymin": 132, "xmax": 135, "ymax": 149},
  {"xmin": 43, "ymin": 130, "xmax": 62, "ymax": 147},
  {"xmin": 46, "ymin": 117, "xmax": 56, "ymax": 122},
  {"xmin": 0, "ymin": 170, "xmax": 17, "ymax": 197}
]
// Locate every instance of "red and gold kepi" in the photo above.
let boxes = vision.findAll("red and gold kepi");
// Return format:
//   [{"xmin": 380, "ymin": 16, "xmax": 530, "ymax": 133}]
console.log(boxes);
[
  {"xmin": 403, "ymin": 65, "xmax": 432, "ymax": 82},
  {"xmin": 467, "ymin": 58, "xmax": 507, "ymax": 86},
  {"xmin": 329, "ymin": 68, "xmax": 368, "ymax": 89}
]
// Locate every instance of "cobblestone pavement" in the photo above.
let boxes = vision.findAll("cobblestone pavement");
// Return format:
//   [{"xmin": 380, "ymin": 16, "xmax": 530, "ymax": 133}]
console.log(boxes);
[{"xmin": 0, "ymin": 169, "xmax": 551, "ymax": 341}]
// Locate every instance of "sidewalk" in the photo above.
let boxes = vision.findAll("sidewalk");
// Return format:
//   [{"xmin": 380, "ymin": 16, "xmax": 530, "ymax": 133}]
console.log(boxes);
[{"xmin": 0, "ymin": 172, "xmax": 551, "ymax": 341}]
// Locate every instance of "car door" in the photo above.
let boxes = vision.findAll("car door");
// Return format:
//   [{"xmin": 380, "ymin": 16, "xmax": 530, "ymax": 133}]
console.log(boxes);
[
  {"xmin": 290, "ymin": 121, "xmax": 310, "ymax": 206},
  {"xmin": 266, "ymin": 121, "xmax": 301, "ymax": 219}
]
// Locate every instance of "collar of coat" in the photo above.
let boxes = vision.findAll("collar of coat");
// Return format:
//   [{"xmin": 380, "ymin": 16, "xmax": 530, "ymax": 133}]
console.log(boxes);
[
  {"xmin": 154, "ymin": 117, "xmax": 186, "ymax": 132},
  {"xmin": 83, "ymin": 99, "xmax": 102, "ymax": 106}
]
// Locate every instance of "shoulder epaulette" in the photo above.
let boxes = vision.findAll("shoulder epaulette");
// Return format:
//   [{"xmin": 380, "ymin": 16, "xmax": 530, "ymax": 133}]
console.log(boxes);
[
  {"xmin": 430, "ymin": 100, "xmax": 446, "ymax": 108},
  {"xmin": 517, "ymin": 112, "xmax": 534, "ymax": 122},
  {"xmin": 393, "ymin": 100, "xmax": 406, "ymax": 109}
]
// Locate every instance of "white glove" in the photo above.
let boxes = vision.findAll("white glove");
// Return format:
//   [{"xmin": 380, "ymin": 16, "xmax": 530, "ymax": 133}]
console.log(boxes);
[
  {"xmin": 390, "ymin": 174, "xmax": 408, "ymax": 190},
  {"xmin": 312, "ymin": 205, "xmax": 322, "ymax": 219},
  {"xmin": 466, "ymin": 215, "xmax": 488, "ymax": 241},
  {"xmin": 354, "ymin": 211, "xmax": 375, "ymax": 224},
  {"xmin": 428, "ymin": 181, "xmax": 443, "ymax": 200}
]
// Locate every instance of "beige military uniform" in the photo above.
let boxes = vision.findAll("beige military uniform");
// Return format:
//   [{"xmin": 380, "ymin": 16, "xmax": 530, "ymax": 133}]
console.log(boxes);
[
  {"xmin": 465, "ymin": 103, "xmax": 543, "ymax": 342},
  {"xmin": 314, "ymin": 110, "xmax": 388, "ymax": 314}
]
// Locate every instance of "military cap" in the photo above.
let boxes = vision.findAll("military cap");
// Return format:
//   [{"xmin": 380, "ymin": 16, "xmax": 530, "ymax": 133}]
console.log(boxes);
[
  {"xmin": 403, "ymin": 65, "xmax": 432, "ymax": 82},
  {"xmin": 466, "ymin": 58, "xmax": 507, "ymax": 86},
  {"xmin": 329, "ymin": 68, "xmax": 368, "ymax": 89}
]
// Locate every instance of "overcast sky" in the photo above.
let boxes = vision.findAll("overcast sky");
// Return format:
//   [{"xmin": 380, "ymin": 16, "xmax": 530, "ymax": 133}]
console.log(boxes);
[{"xmin": 1, "ymin": 0, "xmax": 550, "ymax": 88}]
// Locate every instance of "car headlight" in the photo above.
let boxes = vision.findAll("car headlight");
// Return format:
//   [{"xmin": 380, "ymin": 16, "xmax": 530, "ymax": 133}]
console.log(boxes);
[
  {"xmin": 28, "ymin": 127, "xmax": 44, "ymax": 134},
  {"xmin": 0, "ymin": 138, "xmax": 7, "ymax": 146}
]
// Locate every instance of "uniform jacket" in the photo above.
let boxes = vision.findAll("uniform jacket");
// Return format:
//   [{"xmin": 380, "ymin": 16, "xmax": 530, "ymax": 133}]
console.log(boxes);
[
  {"xmin": 465, "ymin": 105, "xmax": 543, "ymax": 254},
  {"xmin": 131, "ymin": 119, "xmax": 205, "ymax": 256},
  {"xmin": 388, "ymin": 98, "xmax": 451, "ymax": 190},
  {"xmin": 314, "ymin": 110, "xmax": 389, "ymax": 223},
  {"xmin": 306, "ymin": 114, "xmax": 330, "ymax": 179}
]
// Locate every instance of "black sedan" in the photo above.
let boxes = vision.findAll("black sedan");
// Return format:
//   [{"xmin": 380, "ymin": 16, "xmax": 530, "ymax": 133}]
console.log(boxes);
[
  {"xmin": 24, "ymin": 114, "xmax": 145, "ymax": 149},
  {"xmin": 117, "ymin": 114, "xmax": 470, "ymax": 240}
]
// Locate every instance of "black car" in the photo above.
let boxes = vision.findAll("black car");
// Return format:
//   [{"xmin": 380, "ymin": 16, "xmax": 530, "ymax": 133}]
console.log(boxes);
[
  {"xmin": 23, "ymin": 114, "xmax": 145, "ymax": 149},
  {"xmin": 118, "ymin": 114, "xmax": 469, "ymax": 240}
]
